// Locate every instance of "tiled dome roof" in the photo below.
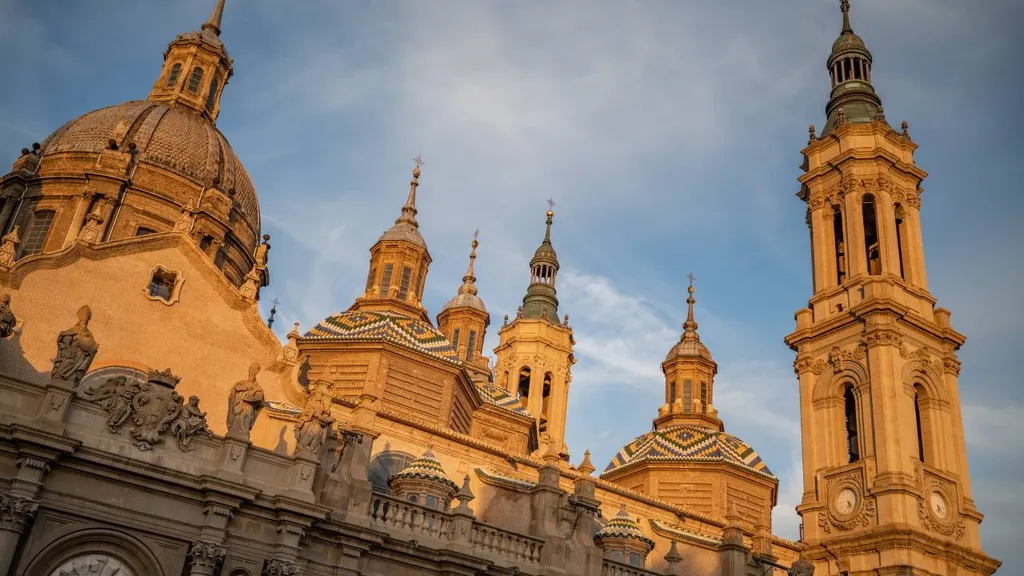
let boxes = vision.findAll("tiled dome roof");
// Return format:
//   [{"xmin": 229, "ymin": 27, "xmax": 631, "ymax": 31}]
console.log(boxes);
[
  {"xmin": 476, "ymin": 382, "xmax": 530, "ymax": 417},
  {"xmin": 389, "ymin": 447, "xmax": 459, "ymax": 493},
  {"xmin": 40, "ymin": 100, "xmax": 259, "ymax": 239},
  {"xmin": 595, "ymin": 506, "xmax": 655, "ymax": 548},
  {"xmin": 602, "ymin": 424, "xmax": 774, "ymax": 479},
  {"xmin": 303, "ymin": 310, "xmax": 460, "ymax": 364}
]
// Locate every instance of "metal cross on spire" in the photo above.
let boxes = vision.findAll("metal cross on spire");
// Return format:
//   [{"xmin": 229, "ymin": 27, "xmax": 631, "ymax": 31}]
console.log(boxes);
[
  {"xmin": 687, "ymin": 272, "xmax": 696, "ymax": 288},
  {"xmin": 473, "ymin": 229, "xmax": 480, "ymax": 241},
  {"xmin": 546, "ymin": 198, "xmax": 556, "ymax": 211},
  {"xmin": 413, "ymin": 155, "xmax": 425, "ymax": 169}
]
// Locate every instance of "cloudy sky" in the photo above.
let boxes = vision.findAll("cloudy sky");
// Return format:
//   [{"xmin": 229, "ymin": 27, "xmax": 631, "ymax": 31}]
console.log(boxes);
[{"xmin": 1, "ymin": 0, "xmax": 1020, "ymax": 569}]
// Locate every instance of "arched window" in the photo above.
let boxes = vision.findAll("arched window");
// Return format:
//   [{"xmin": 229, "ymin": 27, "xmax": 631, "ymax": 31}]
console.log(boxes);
[
  {"xmin": 914, "ymin": 385, "xmax": 925, "ymax": 462},
  {"xmin": 365, "ymin": 266, "xmax": 377, "ymax": 293},
  {"xmin": 843, "ymin": 385, "xmax": 860, "ymax": 463},
  {"xmin": 166, "ymin": 63, "xmax": 182, "ymax": 87},
  {"xmin": 21, "ymin": 210, "xmax": 56, "ymax": 257},
  {"xmin": 47, "ymin": 554, "xmax": 137, "ymax": 576},
  {"xmin": 683, "ymin": 379, "xmax": 693, "ymax": 413},
  {"xmin": 669, "ymin": 381, "xmax": 677, "ymax": 403},
  {"xmin": 833, "ymin": 205, "xmax": 846, "ymax": 283},
  {"xmin": 466, "ymin": 330, "xmax": 477, "ymax": 361},
  {"xmin": 541, "ymin": 372, "xmax": 552, "ymax": 419},
  {"xmin": 894, "ymin": 203, "xmax": 907, "ymax": 280},
  {"xmin": 205, "ymin": 76, "xmax": 220, "ymax": 111},
  {"xmin": 451, "ymin": 328, "xmax": 461, "ymax": 352},
  {"xmin": 367, "ymin": 449, "xmax": 415, "ymax": 494},
  {"xmin": 397, "ymin": 266, "xmax": 412, "ymax": 300},
  {"xmin": 862, "ymin": 194, "xmax": 881, "ymax": 275},
  {"xmin": 379, "ymin": 264, "xmax": 394, "ymax": 297},
  {"xmin": 187, "ymin": 66, "xmax": 204, "ymax": 94},
  {"xmin": 517, "ymin": 367, "xmax": 531, "ymax": 407}
]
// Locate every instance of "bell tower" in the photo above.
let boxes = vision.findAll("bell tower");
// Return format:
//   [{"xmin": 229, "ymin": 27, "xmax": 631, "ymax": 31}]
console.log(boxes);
[
  {"xmin": 785, "ymin": 3, "xmax": 1000, "ymax": 575},
  {"xmin": 493, "ymin": 203, "xmax": 575, "ymax": 460}
]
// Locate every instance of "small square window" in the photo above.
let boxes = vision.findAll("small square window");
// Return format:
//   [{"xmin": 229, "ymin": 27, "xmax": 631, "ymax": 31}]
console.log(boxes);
[{"xmin": 145, "ymin": 266, "xmax": 183, "ymax": 305}]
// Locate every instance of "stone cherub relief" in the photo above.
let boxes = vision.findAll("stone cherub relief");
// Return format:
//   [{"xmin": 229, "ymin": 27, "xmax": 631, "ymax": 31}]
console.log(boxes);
[
  {"xmin": 51, "ymin": 305, "xmax": 99, "ymax": 388},
  {"xmin": 0, "ymin": 294, "xmax": 17, "ymax": 338},
  {"xmin": 226, "ymin": 362, "xmax": 265, "ymax": 438},
  {"xmin": 78, "ymin": 369, "xmax": 213, "ymax": 452},
  {"xmin": 294, "ymin": 380, "xmax": 336, "ymax": 457}
]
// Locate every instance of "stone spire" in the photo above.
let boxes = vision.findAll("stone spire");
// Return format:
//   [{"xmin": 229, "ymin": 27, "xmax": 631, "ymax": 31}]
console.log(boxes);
[
  {"xmin": 822, "ymin": 0, "xmax": 883, "ymax": 134},
  {"xmin": 667, "ymin": 275, "xmax": 711, "ymax": 361},
  {"xmin": 520, "ymin": 202, "xmax": 561, "ymax": 324},
  {"xmin": 459, "ymin": 231, "xmax": 481, "ymax": 299},
  {"xmin": 394, "ymin": 157, "xmax": 423, "ymax": 230},
  {"xmin": 202, "ymin": 0, "xmax": 226, "ymax": 36},
  {"xmin": 437, "ymin": 230, "xmax": 490, "ymax": 365}
]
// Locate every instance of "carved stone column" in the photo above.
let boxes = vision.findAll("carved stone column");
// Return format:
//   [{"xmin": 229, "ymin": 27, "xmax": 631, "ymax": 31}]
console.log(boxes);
[
  {"xmin": 188, "ymin": 540, "xmax": 227, "ymax": 576},
  {"xmin": 0, "ymin": 494, "xmax": 39, "ymax": 576}
]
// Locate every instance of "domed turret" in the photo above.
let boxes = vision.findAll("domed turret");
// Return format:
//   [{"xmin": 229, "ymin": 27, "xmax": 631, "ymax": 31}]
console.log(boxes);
[
  {"xmin": 593, "ymin": 505, "xmax": 656, "ymax": 567},
  {"xmin": 821, "ymin": 0, "xmax": 884, "ymax": 134},
  {"xmin": 520, "ymin": 204, "xmax": 560, "ymax": 324},
  {"xmin": 388, "ymin": 446, "xmax": 459, "ymax": 510},
  {"xmin": 438, "ymin": 231, "xmax": 491, "ymax": 370}
]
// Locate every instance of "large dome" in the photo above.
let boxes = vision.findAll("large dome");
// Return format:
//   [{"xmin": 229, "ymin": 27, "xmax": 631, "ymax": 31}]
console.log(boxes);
[
  {"xmin": 602, "ymin": 424, "xmax": 774, "ymax": 479},
  {"xmin": 40, "ymin": 100, "xmax": 260, "ymax": 237}
]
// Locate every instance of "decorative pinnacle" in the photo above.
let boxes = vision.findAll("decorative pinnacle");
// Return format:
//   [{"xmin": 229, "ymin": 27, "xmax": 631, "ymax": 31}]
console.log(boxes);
[
  {"xmin": 578, "ymin": 449, "xmax": 595, "ymax": 476},
  {"xmin": 396, "ymin": 156, "xmax": 423, "ymax": 228},
  {"xmin": 682, "ymin": 273, "xmax": 699, "ymax": 338},
  {"xmin": 458, "ymin": 230, "xmax": 480, "ymax": 296},
  {"xmin": 543, "ymin": 199, "xmax": 555, "ymax": 242},
  {"xmin": 840, "ymin": 0, "xmax": 852, "ymax": 34},
  {"xmin": 202, "ymin": 0, "xmax": 226, "ymax": 36}
]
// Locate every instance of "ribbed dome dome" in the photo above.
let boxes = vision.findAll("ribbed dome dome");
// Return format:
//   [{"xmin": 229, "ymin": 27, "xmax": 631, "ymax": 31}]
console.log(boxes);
[
  {"xmin": 665, "ymin": 337, "xmax": 712, "ymax": 361},
  {"xmin": 441, "ymin": 291, "xmax": 486, "ymax": 313},
  {"xmin": 40, "ymin": 100, "xmax": 260, "ymax": 242}
]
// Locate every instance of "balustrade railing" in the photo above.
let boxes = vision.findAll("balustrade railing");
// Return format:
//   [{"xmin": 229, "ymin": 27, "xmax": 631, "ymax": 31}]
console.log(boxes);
[
  {"xmin": 601, "ymin": 559, "xmax": 660, "ymax": 576},
  {"xmin": 470, "ymin": 521, "xmax": 544, "ymax": 565},
  {"xmin": 369, "ymin": 494, "xmax": 451, "ymax": 539}
]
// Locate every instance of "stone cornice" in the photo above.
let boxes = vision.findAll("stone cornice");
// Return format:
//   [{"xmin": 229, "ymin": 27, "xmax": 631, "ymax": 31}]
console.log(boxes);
[{"xmin": 804, "ymin": 527, "xmax": 1001, "ymax": 573}]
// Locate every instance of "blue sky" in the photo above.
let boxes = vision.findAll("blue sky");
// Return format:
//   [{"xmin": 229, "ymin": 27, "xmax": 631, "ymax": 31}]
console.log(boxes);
[{"xmin": 1, "ymin": 0, "xmax": 1020, "ymax": 569}]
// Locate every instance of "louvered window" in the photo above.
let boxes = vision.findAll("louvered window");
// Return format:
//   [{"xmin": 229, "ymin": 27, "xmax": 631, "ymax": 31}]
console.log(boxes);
[
  {"xmin": 187, "ymin": 67, "xmax": 204, "ymax": 94},
  {"xmin": 166, "ymin": 63, "xmax": 182, "ymax": 86},
  {"xmin": 683, "ymin": 379, "xmax": 693, "ymax": 413},
  {"xmin": 379, "ymin": 264, "xmax": 394, "ymax": 297},
  {"xmin": 397, "ymin": 266, "xmax": 413, "ymax": 300},
  {"xmin": 451, "ymin": 328, "xmax": 461, "ymax": 351},
  {"xmin": 21, "ymin": 210, "xmax": 55, "ymax": 257},
  {"xmin": 365, "ymin": 267, "xmax": 377, "ymax": 293},
  {"xmin": 466, "ymin": 330, "xmax": 477, "ymax": 361}
]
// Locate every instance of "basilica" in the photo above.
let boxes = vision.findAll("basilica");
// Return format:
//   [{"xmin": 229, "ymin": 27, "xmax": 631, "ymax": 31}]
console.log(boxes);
[{"xmin": 0, "ymin": 1, "xmax": 1001, "ymax": 575}]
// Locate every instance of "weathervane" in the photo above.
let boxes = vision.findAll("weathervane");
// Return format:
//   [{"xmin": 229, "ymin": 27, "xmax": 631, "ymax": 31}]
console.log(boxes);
[{"xmin": 413, "ymin": 155, "xmax": 425, "ymax": 169}]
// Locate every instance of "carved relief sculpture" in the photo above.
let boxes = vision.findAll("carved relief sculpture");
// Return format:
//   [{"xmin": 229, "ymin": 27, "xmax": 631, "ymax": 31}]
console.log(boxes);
[
  {"xmin": 188, "ymin": 540, "xmax": 227, "ymax": 573},
  {"xmin": 294, "ymin": 380, "xmax": 336, "ymax": 457},
  {"xmin": 0, "ymin": 226, "xmax": 19, "ymax": 268},
  {"xmin": 227, "ymin": 362, "xmax": 265, "ymax": 437},
  {"xmin": 51, "ymin": 305, "xmax": 99, "ymax": 388},
  {"xmin": 78, "ymin": 203, "xmax": 105, "ymax": 244},
  {"xmin": 79, "ymin": 369, "xmax": 213, "ymax": 451},
  {"xmin": 263, "ymin": 558, "xmax": 300, "ymax": 576},
  {"xmin": 0, "ymin": 294, "xmax": 16, "ymax": 338}
]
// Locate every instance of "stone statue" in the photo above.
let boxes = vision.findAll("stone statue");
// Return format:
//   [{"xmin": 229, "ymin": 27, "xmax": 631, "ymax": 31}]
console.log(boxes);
[
  {"xmin": 790, "ymin": 553, "xmax": 815, "ymax": 576},
  {"xmin": 226, "ymin": 362, "xmax": 265, "ymax": 437},
  {"xmin": 51, "ymin": 305, "xmax": 99, "ymax": 387},
  {"xmin": 254, "ymin": 234, "xmax": 271, "ymax": 270},
  {"xmin": 79, "ymin": 375, "xmax": 140, "ymax": 433},
  {"xmin": 294, "ymin": 380, "xmax": 336, "ymax": 456},
  {"xmin": 0, "ymin": 294, "xmax": 16, "ymax": 338},
  {"xmin": 0, "ymin": 226, "xmax": 20, "ymax": 268},
  {"xmin": 867, "ymin": 241, "xmax": 881, "ymax": 275},
  {"xmin": 170, "ymin": 395, "xmax": 212, "ymax": 451}
]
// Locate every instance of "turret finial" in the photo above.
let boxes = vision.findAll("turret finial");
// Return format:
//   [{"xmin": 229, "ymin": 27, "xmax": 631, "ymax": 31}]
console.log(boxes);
[
  {"xmin": 458, "ymin": 230, "xmax": 480, "ymax": 296},
  {"xmin": 683, "ymin": 273, "xmax": 699, "ymax": 338},
  {"xmin": 202, "ymin": 0, "xmax": 227, "ymax": 36},
  {"xmin": 544, "ymin": 198, "xmax": 556, "ymax": 242},
  {"xmin": 840, "ymin": 0, "xmax": 853, "ymax": 33},
  {"xmin": 395, "ymin": 156, "xmax": 423, "ymax": 228}
]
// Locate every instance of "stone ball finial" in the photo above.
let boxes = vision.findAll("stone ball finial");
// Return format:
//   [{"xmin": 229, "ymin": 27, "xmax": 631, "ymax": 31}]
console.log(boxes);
[
  {"xmin": 19, "ymin": 148, "xmax": 29, "ymax": 156},
  {"xmin": 31, "ymin": 142, "xmax": 40, "ymax": 152}
]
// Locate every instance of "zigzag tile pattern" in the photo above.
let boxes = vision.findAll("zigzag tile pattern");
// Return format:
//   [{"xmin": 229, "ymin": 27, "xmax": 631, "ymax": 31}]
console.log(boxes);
[
  {"xmin": 476, "ymin": 382, "xmax": 531, "ymax": 417},
  {"xmin": 602, "ymin": 424, "xmax": 773, "ymax": 478},
  {"xmin": 304, "ymin": 310, "xmax": 460, "ymax": 363}
]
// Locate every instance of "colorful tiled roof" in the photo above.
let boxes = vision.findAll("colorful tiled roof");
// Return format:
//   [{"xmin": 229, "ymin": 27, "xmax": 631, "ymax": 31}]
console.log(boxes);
[
  {"xmin": 476, "ymin": 382, "xmax": 531, "ymax": 417},
  {"xmin": 389, "ymin": 447, "xmax": 459, "ymax": 492},
  {"xmin": 303, "ymin": 310, "xmax": 460, "ymax": 364},
  {"xmin": 602, "ymin": 425, "xmax": 774, "ymax": 479},
  {"xmin": 595, "ymin": 506, "xmax": 655, "ymax": 549}
]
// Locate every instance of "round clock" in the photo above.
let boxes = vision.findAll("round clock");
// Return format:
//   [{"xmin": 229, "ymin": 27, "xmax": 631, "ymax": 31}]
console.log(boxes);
[
  {"xmin": 835, "ymin": 487, "xmax": 858, "ymax": 515},
  {"xmin": 930, "ymin": 490, "xmax": 948, "ymax": 520}
]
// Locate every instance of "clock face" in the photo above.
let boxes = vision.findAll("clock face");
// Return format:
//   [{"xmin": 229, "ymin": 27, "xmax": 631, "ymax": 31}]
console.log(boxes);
[
  {"xmin": 835, "ymin": 487, "xmax": 858, "ymax": 515},
  {"xmin": 930, "ymin": 491, "xmax": 948, "ymax": 519}
]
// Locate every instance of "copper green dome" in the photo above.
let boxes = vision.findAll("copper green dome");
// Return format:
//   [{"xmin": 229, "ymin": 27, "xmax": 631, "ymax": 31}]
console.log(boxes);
[{"xmin": 820, "ymin": 0, "xmax": 883, "ymax": 136}]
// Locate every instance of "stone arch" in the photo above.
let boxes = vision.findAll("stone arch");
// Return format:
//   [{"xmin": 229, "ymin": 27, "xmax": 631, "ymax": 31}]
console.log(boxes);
[
  {"xmin": 901, "ymin": 359, "xmax": 950, "ymax": 406},
  {"xmin": 79, "ymin": 365, "xmax": 150, "ymax": 390},
  {"xmin": 227, "ymin": 570, "xmax": 252, "ymax": 576},
  {"xmin": 812, "ymin": 363, "xmax": 869, "ymax": 404},
  {"xmin": 23, "ymin": 527, "xmax": 165, "ymax": 576}
]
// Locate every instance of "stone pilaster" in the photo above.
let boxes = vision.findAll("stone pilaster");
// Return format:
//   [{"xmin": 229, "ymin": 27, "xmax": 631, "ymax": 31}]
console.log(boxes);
[
  {"xmin": 0, "ymin": 494, "xmax": 39, "ymax": 576},
  {"xmin": 217, "ymin": 435, "xmax": 251, "ymax": 484},
  {"xmin": 188, "ymin": 540, "xmax": 227, "ymax": 576},
  {"xmin": 529, "ymin": 451, "xmax": 568, "ymax": 575}
]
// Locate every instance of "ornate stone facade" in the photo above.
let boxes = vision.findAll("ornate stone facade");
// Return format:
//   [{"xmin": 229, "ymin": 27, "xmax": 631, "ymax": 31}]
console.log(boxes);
[{"xmin": 0, "ymin": 2, "xmax": 998, "ymax": 576}]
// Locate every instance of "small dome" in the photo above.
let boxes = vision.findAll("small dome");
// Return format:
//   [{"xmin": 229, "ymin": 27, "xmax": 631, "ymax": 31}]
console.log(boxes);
[
  {"xmin": 532, "ymin": 241, "xmax": 557, "ymax": 263},
  {"xmin": 39, "ymin": 100, "xmax": 260, "ymax": 248},
  {"xmin": 602, "ymin": 424, "xmax": 774, "ymax": 479},
  {"xmin": 379, "ymin": 220, "xmax": 426, "ymax": 248},
  {"xmin": 389, "ymin": 447, "xmax": 459, "ymax": 494},
  {"xmin": 665, "ymin": 337, "xmax": 712, "ymax": 362},
  {"xmin": 831, "ymin": 30, "xmax": 870, "ymax": 58},
  {"xmin": 595, "ymin": 506, "xmax": 656, "ymax": 549},
  {"xmin": 441, "ymin": 291, "xmax": 487, "ymax": 313}
]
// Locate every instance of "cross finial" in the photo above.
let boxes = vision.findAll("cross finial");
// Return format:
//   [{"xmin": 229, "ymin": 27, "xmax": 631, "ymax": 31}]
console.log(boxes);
[
  {"xmin": 271, "ymin": 297, "xmax": 281, "ymax": 308},
  {"xmin": 546, "ymin": 198, "xmax": 556, "ymax": 211},
  {"xmin": 687, "ymin": 272, "xmax": 696, "ymax": 288},
  {"xmin": 473, "ymin": 229, "xmax": 480, "ymax": 241},
  {"xmin": 413, "ymin": 155, "xmax": 425, "ymax": 169}
]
